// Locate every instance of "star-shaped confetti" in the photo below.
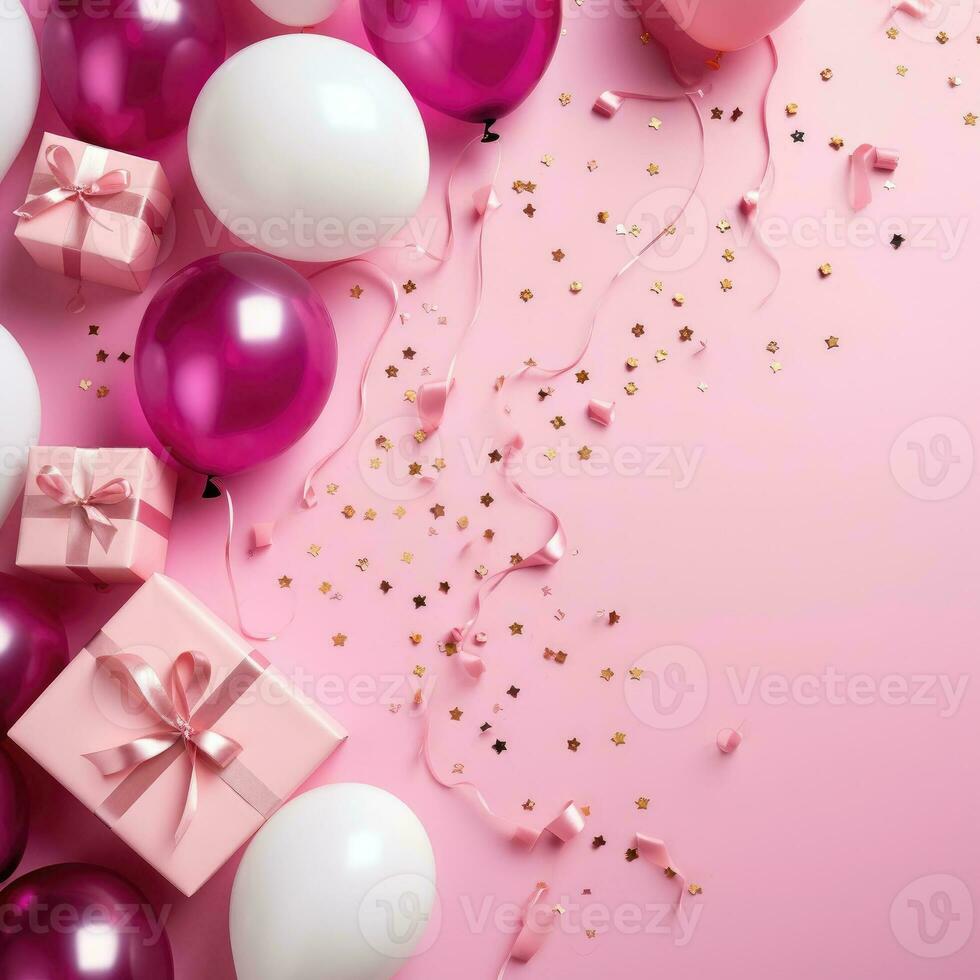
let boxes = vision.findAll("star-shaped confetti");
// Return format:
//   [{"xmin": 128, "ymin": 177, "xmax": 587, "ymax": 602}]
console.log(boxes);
[
  {"xmin": 492, "ymin": 739, "xmax": 507, "ymax": 754},
  {"xmin": 791, "ymin": 130, "xmax": 805, "ymax": 143},
  {"xmin": 611, "ymin": 731, "xmax": 627, "ymax": 746},
  {"xmin": 278, "ymin": 575, "xmax": 292, "ymax": 588},
  {"xmin": 350, "ymin": 285, "xmax": 364, "ymax": 299},
  {"xmin": 332, "ymin": 633, "xmax": 347, "ymax": 647},
  {"xmin": 825, "ymin": 336, "xmax": 839, "ymax": 349},
  {"xmin": 509, "ymin": 622, "xmax": 523, "ymax": 635},
  {"xmin": 568, "ymin": 738, "xmax": 581, "ymax": 752},
  {"xmin": 449, "ymin": 707, "xmax": 463, "ymax": 721}
]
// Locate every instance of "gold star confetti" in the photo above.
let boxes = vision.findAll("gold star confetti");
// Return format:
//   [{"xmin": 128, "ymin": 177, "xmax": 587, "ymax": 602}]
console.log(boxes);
[
  {"xmin": 600, "ymin": 667, "xmax": 614, "ymax": 681},
  {"xmin": 597, "ymin": 211, "xmax": 609, "ymax": 223},
  {"xmin": 331, "ymin": 633, "xmax": 347, "ymax": 647},
  {"xmin": 679, "ymin": 326, "xmax": 693, "ymax": 342},
  {"xmin": 593, "ymin": 835, "xmax": 606, "ymax": 847},
  {"xmin": 586, "ymin": 159, "xmax": 598, "ymax": 172},
  {"xmin": 519, "ymin": 288, "xmax": 533, "ymax": 302},
  {"xmin": 509, "ymin": 622, "xmax": 523, "ymax": 635},
  {"xmin": 578, "ymin": 446, "xmax": 592, "ymax": 460},
  {"xmin": 95, "ymin": 349, "xmax": 108, "ymax": 363},
  {"xmin": 720, "ymin": 278, "xmax": 733, "ymax": 292},
  {"xmin": 307, "ymin": 544, "xmax": 321, "ymax": 557},
  {"xmin": 722, "ymin": 248, "xmax": 735, "ymax": 262},
  {"xmin": 829, "ymin": 136, "xmax": 844, "ymax": 150},
  {"xmin": 770, "ymin": 361, "xmax": 783, "ymax": 373},
  {"xmin": 456, "ymin": 515, "xmax": 469, "ymax": 530},
  {"xmin": 480, "ymin": 492, "xmax": 494, "ymax": 507},
  {"xmin": 512, "ymin": 179, "xmax": 536, "ymax": 193},
  {"xmin": 625, "ymin": 848, "xmax": 639, "ymax": 862},
  {"xmin": 820, "ymin": 68, "xmax": 833, "ymax": 81},
  {"xmin": 624, "ymin": 381, "xmax": 638, "ymax": 396},
  {"xmin": 625, "ymin": 356, "xmax": 639, "ymax": 369},
  {"xmin": 896, "ymin": 64, "xmax": 908, "ymax": 77},
  {"xmin": 636, "ymin": 797, "xmax": 650, "ymax": 809},
  {"xmin": 430, "ymin": 503, "xmax": 445, "ymax": 519},
  {"xmin": 558, "ymin": 92, "xmax": 571, "ymax": 106},
  {"xmin": 785, "ymin": 102, "xmax": 799, "ymax": 115},
  {"xmin": 79, "ymin": 379, "xmax": 93, "ymax": 391},
  {"xmin": 628, "ymin": 668, "xmax": 644, "ymax": 680},
  {"xmin": 342, "ymin": 504, "xmax": 355, "ymax": 519},
  {"xmin": 350, "ymin": 285, "xmax": 363, "ymax": 299},
  {"xmin": 688, "ymin": 883, "xmax": 703, "ymax": 896},
  {"xmin": 717, "ymin": 219, "xmax": 731, "ymax": 233},
  {"xmin": 393, "ymin": 505, "xmax": 406, "ymax": 518},
  {"xmin": 356, "ymin": 557, "xmax": 369, "ymax": 571},
  {"xmin": 363, "ymin": 508, "xmax": 377, "ymax": 521},
  {"xmin": 825, "ymin": 335, "xmax": 840, "ymax": 349},
  {"xmin": 937, "ymin": 30, "xmax": 949, "ymax": 43},
  {"xmin": 710, "ymin": 107, "xmax": 723, "ymax": 119},
  {"xmin": 885, "ymin": 26, "xmax": 898, "ymax": 39},
  {"xmin": 648, "ymin": 116, "xmax": 662, "ymax": 130},
  {"xmin": 964, "ymin": 113, "xmax": 977, "ymax": 126},
  {"xmin": 672, "ymin": 293, "xmax": 685, "ymax": 306},
  {"xmin": 385, "ymin": 365, "xmax": 398, "ymax": 378},
  {"xmin": 632, "ymin": 322, "xmax": 645, "ymax": 337},
  {"xmin": 731, "ymin": 106, "xmax": 743, "ymax": 121},
  {"xmin": 646, "ymin": 163, "xmax": 660, "ymax": 176},
  {"xmin": 654, "ymin": 349, "xmax": 667, "ymax": 362},
  {"xmin": 575, "ymin": 369, "xmax": 589, "ymax": 383},
  {"xmin": 650, "ymin": 281, "xmax": 663, "ymax": 294},
  {"xmin": 818, "ymin": 262, "xmax": 832, "ymax": 277},
  {"xmin": 522, "ymin": 799, "xmax": 535, "ymax": 810},
  {"xmin": 611, "ymin": 731, "xmax": 626, "ymax": 746},
  {"xmin": 278, "ymin": 575, "xmax": 292, "ymax": 588},
  {"xmin": 567, "ymin": 737, "xmax": 581, "ymax": 752},
  {"xmin": 541, "ymin": 153, "xmax": 554, "ymax": 166},
  {"xmin": 326, "ymin": 483, "xmax": 339, "ymax": 494},
  {"xmin": 412, "ymin": 664, "xmax": 426, "ymax": 677},
  {"xmin": 523, "ymin": 203, "xmax": 535, "ymax": 218},
  {"xmin": 766, "ymin": 340, "xmax": 779, "ymax": 353},
  {"xmin": 949, "ymin": 76, "xmax": 963, "ymax": 88},
  {"xmin": 608, "ymin": 610, "xmax": 620, "ymax": 625},
  {"xmin": 318, "ymin": 581, "xmax": 332, "ymax": 594},
  {"xmin": 569, "ymin": 281, "xmax": 583, "ymax": 294},
  {"xmin": 401, "ymin": 552, "xmax": 413, "ymax": 564},
  {"xmin": 402, "ymin": 280, "xmax": 416, "ymax": 294},
  {"xmin": 408, "ymin": 633, "xmax": 422, "ymax": 646},
  {"xmin": 551, "ymin": 416, "xmax": 566, "ymax": 429},
  {"xmin": 552, "ymin": 248, "xmax": 565, "ymax": 262},
  {"xmin": 87, "ymin": 324, "xmax": 100, "ymax": 335}
]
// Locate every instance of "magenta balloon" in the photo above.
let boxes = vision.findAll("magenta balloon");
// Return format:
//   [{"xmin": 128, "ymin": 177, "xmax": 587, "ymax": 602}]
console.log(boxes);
[
  {"xmin": 360, "ymin": 0, "xmax": 561, "ymax": 127},
  {"xmin": 41, "ymin": 0, "xmax": 225, "ymax": 152},
  {"xmin": 0, "ymin": 574, "xmax": 68, "ymax": 735},
  {"xmin": 135, "ymin": 253, "xmax": 338, "ymax": 477},
  {"xmin": 0, "ymin": 863, "xmax": 173, "ymax": 980},
  {"xmin": 0, "ymin": 746, "xmax": 28, "ymax": 884}
]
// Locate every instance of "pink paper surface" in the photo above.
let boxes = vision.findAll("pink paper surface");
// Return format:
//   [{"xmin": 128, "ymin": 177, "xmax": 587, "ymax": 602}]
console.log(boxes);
[
  {"xmin": 14, "ymin": 132, "xmax": 172, "ymax": 293},
  {"xmin": 16, "ymin": 446, "xmax": 177, "ymax": 582},
  {"xmin": 0, "ymin": 0, "xmax": 977, "ymax": 977}
]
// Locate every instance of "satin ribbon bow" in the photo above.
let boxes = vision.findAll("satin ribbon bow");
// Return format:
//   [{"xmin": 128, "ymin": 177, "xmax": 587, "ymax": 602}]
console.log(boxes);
[
  {"xmin": 36, "ymin": 463, "xmax": 133, "ymax": 552},
  {"xmin": 84, "ymin": 650, "xmax": 244, "ymax": 843},
  {"xmin": 14, "ymin": 144, "xmax": 131, "ymax": 225}
]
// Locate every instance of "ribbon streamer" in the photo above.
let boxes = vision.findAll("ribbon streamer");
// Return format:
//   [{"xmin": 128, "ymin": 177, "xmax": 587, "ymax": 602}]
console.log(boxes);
[
  {"xmin": 890, "ymin": 0, "xmax": 935, "ymax": 16},
  {"xmin": 449, "ymin": 435, "xmax": 565, "ymax": 677},
  {"xmin": 636, "ymin": 833, "xmax": 687, "ymax": 906},
  {"xmin": 35, "ymin": 463, "xmax": 132, "ymax": 553},
  {"xmin": 500, "ymin": 87, "xmax": 705, "ymax": 391},
  {"xmin": 739, "ymin": 36, "xmax": 781, "ymax": 307},
  {"xmin": 495, "ymin": 883, "xmax": 558, "ymax": 980},
  {"xmin": 848, "ymin": 144, "xmax": 899, "ymax": 210},
  {"xmin": 85, "ymin": 650, "xmax": 245, "ymax": 843}
]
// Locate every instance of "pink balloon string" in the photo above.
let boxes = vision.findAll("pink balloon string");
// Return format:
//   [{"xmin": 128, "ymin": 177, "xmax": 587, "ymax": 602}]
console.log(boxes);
[
  {"xmin": 739, "ymin": 35, "xmax": 782, "ymax": 308},
  {"xmin": 498, "ymin": 87, "xmax": 705, "ymax": 391},
  {"xmin": 848, "ymin": 144, "xmax": 899, "ymax": 210},
  {"xmin": 448, "ymin": 435, "xmax": 565, "ymax": 678}
]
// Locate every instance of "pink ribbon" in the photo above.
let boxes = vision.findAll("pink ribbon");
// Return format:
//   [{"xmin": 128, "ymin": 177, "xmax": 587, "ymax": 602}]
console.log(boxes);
[
  {"xmin": 891, "ymin": 0, "xmax": 934, "ymax": 15},
  {"xmin": 587, "ymin": 399, "xmax": 616, "ymax": 426},
  {"xmin": 14, "ymin": 144, "xmax": 131, "ymax": 225},
  {"xmin": 849, "ymin": 144, "xmax": 899, "ymax": 210},
  {"xmin": 449, "ymin": 435, "xmax": 565, "ymax": 678},
  {"xmin": 35, "ymin": 463, "xmax": 132, "ymax": 553},
  {"xmin": 636, "ymin": 833, "xmax": 687, "ymax": 906},
  {"xmin": 495, "ymin": 883, "xmax": 558, "ymax": 980},
  {"xmin": 85, "ymin": 650, "xmax": 245, "ymax": 843}
]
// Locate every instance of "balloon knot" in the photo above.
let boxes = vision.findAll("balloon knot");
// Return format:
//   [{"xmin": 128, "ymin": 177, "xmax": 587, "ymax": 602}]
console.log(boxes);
[{"xmin": 481, "ymin": 119, "xmax": 500, "ymax": 143}]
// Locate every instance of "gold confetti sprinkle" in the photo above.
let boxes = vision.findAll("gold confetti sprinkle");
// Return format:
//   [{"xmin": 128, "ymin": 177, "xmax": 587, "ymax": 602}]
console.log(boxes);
[
  {"xmin": 318, "ymin": 581, "xmax": 332, "ymax": 594},
  {"xmin": 650, "ymin": 281, "xmax": 663, "ymax": 293},
  {"xmin": 964, "ymin": 112, "xmax": 977, "ymax": 126},
  {"xmin": 628, "ymin": 668, "xmax": 643, "ymax": 680},
  {"xmin": 770, "ymin": 361, "xmax": 783, "ymax": 373},
  {"xmin": 825, "ymin": 335, "xmax": 840, "ymax": 349},
  {"xmin": 820, "ymin": 68, "xmax": 833, "ymax": 81},
  {"xmin": 679, "ymin": 326, "xmax": 693, "ymax": 342},
  {"xmin": 79, "ymin": 379, "xmax": 93, "ymax": 391},
  {"xmin": 624, "ymin": 381, "xmax": 638, "ymax": 396},
  {"xmin": 523, "ymin": 203, "xmax": 535, "ymax": 218},
  {"xmin": 509, "ymin": 622, "xmax": 523, "ymax": 635},
  {"xmin": 457, "ymin": 516, "xmax": 469, "ymax": 530},
  {"xmin": 331, "ymin": 633, "xmax": 347, "ymax": 646},
  {"xmin": 552, "ymin": 248, "xmax": 565, "ymax": 262},
  {"xmin": 402, "ymin": 280, "xmax": 416, "ymax": 293},
  {"xmin": 654, "ymin": 349, "xmax": 667, "ymax": 362},
  {"xmin": 949, "ymin": 76, "xmax": 963, "ymax": 88},
  {"xmin": 720, "ymin": 278, "xmax": 733, "ymax": 292},
  {"xmin": 541, "ymin": 153, "xmax": 554, "ymax": 166},
  {"xmin": 648, "ymin": 116, "xmax": 662, "ymax": 130},
  {"xmin": 597, "ymin": 211, "xmax": 609, "ymax": 223},
  {"xmin": 785, "ymin": 102, "xmax": 799, "ymax": 115},
  {"xmin": 449, "ymin": 706, "xmax": 463, "ymax": 720},
  {"xmin": 829, "ymin": 136, "xmax": 844, "ymax": 150},
  {"xmin": 625, "ymin": 848, "xmax": 639, "ymax": 862},
  {"xmin": 672, "ymin": 293, "xmax": 685, "ymax": 306},
  {"xmin": 625, "ymin": 356, "xmax": 639, "ymax": 369},
  {"xmin": 342, "ymin": 505, "xmax": 355, "ymax": 519},
  {"xmin": 646, "ymin": 162, "xmax": 660, "ymax": 176},
  {"xmin": 519, "ymin": 288, "xmax": 533, "ymax": 302},
  {"xmin": 722, "ymin": 248, "xmax": 735, "ymax": 262},
  {"xmin": 885, "ymin": 26, "xmax": 898, "ymax": 39},
  {"xmin": 818, "ymin": 262, "xmax": 833, "ymax": 277},
  {"xmin": 896, "ymin": 65, "xmax": 908, "ymax": 77},
  {"xmin": 567, "ymin": 737, "xmax": 581, "ymax": 752},
  {"xmin": 558, "ymin": 92, "xmax": 571, "ymax": 106},
  {"xmin": 600, "ymin": 667, "xmax": 614, "ymax": 681},
  {"xmin": 569, "ymin": 281, "xmax": 583, "ymax": 293},
  {"xmin": 307, "ymin": 545, "xmax": 321, "ymax": 557},
  {"xmin": 401, "ymin": 552, "xmax": 414, "ymax": 563},
  {"xmin": 766, "ymin": 340, "xmax": 779, "ymax": 353},
  {"xmin": 350, "ymin": 285, "xmax": 363, "ymax": 299},
  {"xmin": 717, "ymin": 219, "xmax": 731, "ymax": 233},
  {"xmin": 937, "ymin": 30, "xmax": 949, "ymax": 43},
  {"xmin": 688, "ymin": 883, "xmax": 703, "ymax": 896},
  {"xmin": 278, "ymin": 575, "xmax": 292, "ymax": 588}
]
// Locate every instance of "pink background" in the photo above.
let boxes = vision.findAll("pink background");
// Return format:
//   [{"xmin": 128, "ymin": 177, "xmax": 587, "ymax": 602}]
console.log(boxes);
[{"xmin": 1, "ymin": 0, "xmax": 977, "ymax": 976}]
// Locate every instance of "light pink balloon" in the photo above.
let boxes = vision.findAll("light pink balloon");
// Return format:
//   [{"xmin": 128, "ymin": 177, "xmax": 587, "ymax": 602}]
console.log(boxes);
[{"xmin": 646, "ymin": 0, "xmax": 805, "ymax": 50}]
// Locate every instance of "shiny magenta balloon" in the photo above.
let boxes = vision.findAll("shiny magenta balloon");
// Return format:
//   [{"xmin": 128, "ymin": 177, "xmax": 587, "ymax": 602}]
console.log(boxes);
[
  {"xmin": 135, "ymin": 253, "xmax": 338, "ymax": 477},
  {"xmin": 0, "ymin": 863, "xmax": 173, "ymax": 980},
  {"xmin": 361, "ymin": 0, "xmax": 561, "ymax": 135},
  {"xmin": 0, "ymin": 745, "xmax": 28, "ymax": 884},
  {"xmin": 41, "ymin": 0, "xmax": 226, "ymax": 152},
  {"xmin": 0, "ymin": 574, "xmax": 68, "ymax": 735}
]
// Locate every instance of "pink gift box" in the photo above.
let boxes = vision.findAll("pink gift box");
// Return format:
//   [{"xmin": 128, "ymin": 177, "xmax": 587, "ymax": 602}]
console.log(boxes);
[
  {"xmin": 16, "ymin": 446, "xmax": 177, "ymax": 585},
  {"xmin": 10, "ymin": 574, "xmax": 348, "ymax": 896},
  {"xmin": 14, "ymin": 133, "xmax": 172, "ymax": 293}
]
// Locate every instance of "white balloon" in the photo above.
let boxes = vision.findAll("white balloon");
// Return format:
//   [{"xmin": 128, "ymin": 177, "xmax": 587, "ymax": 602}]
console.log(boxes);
[
  {"xmin": 188, "ymin": 35, "xmax": 429, "ymax": 263},
  {"xmin": 0, "ymin": 326, "xmax": 41, "ymax": 530},
  {"xmin": 249, "ymin": 0, "xmax": 341, "ymax": 27},
  {"xmin": 0, "ymin": 0, "xmax": 40, "ymax": 184},
  {"xmin": 230, "ymin": 784, "xmax": 438, "ymax": 980}
]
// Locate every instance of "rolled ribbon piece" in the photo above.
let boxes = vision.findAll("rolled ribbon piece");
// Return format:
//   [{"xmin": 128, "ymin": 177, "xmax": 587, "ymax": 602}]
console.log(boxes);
[
  {"xmin": 636, "ymin": 833, "xmax": 688, "ymax": 906},
  {"xmin": 449, "ymin": 434, "xmax": 565, "ymax": 677},
  {"xmin": 891, "ymin": 0, "xmax": 935, "ymax": 16},
  {"xmin": 849, "ymin": 144, "xmax": 899, "ymax": 211},
  {"xmin": 717, "ymin": 727, "xmax": 743, "ymax": 753},
  {"xmin": 84, "ymin": 649, "xmax": 246, "ymax": 843},
  {"xmin": 35, "ymin": 462, "xmax": 133, "ymax": 553},
  {"xmin": 495, "ymin": 883, "xmax": 558, "ymax": 980},
  {"xmin": 587, "ymin": 399, "xmax": 616, "ymax": 426}
]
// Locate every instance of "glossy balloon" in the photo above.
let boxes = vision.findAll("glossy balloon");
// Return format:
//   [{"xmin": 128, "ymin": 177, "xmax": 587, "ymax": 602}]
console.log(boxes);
[
  {"xmin": 135, "ymin": 253, "xmax": 338, "ymax": 476},
  {"xmin": 230, "ymin": 784, "xmax": 437, "ymax": 980},
  {"xmin": 361, "ymin": 0, "xmax": 562, "ymax": 126},
  {"xmin": 41, "ymin": 0, "xmax": 226, "ymax": 152},
  {"xmin": 249, "ymin": 0, "xmax": 341, "ymax": 27},
  {"xmin": 188, "ymin": 34, "xmax": 429, "ymax": 262},
  {"xmin": 636, "ymin": 0, "xmax": 805, "ymax": 53},
  {"xmin": 0, "ymin": 327, "xmax": 41, "ymax": 531},
  {"xmin": 0, "ymin": 0, "xmax": 40, "ymax": 185},
  {"xmin": 0, "ymin": 863, "xmax": 174, "ymax": 979},
  {"xmin": 0, "ymin": 745, "xmax": 28, "ymax": 884},
  {"xmin": 0, "ymin": 573, "xmax": 68, "ymax": 735}
]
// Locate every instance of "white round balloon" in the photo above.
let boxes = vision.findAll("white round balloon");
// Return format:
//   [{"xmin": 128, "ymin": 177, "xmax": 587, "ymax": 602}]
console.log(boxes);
[
  {"xmin": 230, "ymin": 784, "xmax": 438, "ymax": 980},
  {"xmin": 188, "ymin": 35, "xmax": 429, "ymax": 263},
  {"xmin": 0, "ymin": 326, "xmax": 41, "ymax": 530},
  {"xmin": 249, "ymin": 0, "xmax": 340, "ymax": 27},
  {"xmin": 0, "ymin": 0, "xmax": 40, "ymax": 184}
]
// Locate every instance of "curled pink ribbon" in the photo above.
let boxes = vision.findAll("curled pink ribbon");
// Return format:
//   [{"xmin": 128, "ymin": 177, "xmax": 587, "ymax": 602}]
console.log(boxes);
[
  {"xmin": 36, "ymin": 463, "xmax": 132, "ymax": 552},
  {"xmin": 499, "ymin": 87, "xmax": 704, "ymax": 393},
  {"xmin": 450, "ymin": 435, "xmax": 565, "ymax": 678},
  {"xmin": 14, "ymin": 144, "xmax": 131, "ymax": 226},
  {"xmin": 84, "ymin": 650, "xmax": 244, "ymax": 843},
  {"xmin": 636, "ymin": 833, "xmax": 687, "ymax": 906},
  {"xmin": 849, "ymin": 144, "xmax": 899, "ymax": 210},
  {"xmin": 587, "ymin": 399, "xmax": 616, "ymax": 426},
  {"xmin": 421, "ymin": 715, "xmax": 584, "ymax": 848},
  {"xmin": 495, "ymin": 883, "xmax": 558, "ymax": 980},
  {"xmin": 891, "ymin": 0, "xmax": 935, "ymax": 15}
]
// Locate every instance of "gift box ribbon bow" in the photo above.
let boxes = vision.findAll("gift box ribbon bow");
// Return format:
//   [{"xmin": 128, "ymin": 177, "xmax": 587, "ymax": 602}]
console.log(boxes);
[
  {"xmin": 36, "ymin": 463, "xmax": 133, "ymax": 552},
  {"xmin": 14, "ymin": 144, "xmax": 132, "ymax": 227},
  {"xmin": 84, "ymin": 646, "xmax": 277, "ymax": 843}
]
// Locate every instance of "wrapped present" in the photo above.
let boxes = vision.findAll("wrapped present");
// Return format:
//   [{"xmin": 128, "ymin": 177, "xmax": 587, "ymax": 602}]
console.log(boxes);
[
  {"xmin": 9, "ymin": 574, "xmax": 348, "ymax": 896},
  {"xmin": 16, "ymin": 446, "xmax": 177, "ymax": 584},
  {"xmin": 13, "ymin": 133, "xmax": 172, "ymax": 293}
]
